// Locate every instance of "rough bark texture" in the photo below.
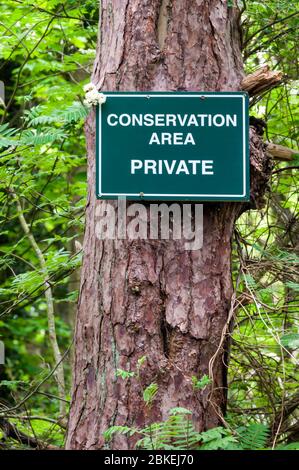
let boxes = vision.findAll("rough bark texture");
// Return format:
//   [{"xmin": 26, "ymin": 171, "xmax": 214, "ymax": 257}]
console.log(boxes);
[{"xmin": 66, "ymin": 0, "xmax": 271, "ymax": 449}]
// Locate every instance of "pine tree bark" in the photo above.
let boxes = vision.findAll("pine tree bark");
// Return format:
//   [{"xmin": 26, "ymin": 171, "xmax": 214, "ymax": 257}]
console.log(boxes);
[{"xmin": 66, "ymin": 0, "xmax": 271, "ymax": 449}]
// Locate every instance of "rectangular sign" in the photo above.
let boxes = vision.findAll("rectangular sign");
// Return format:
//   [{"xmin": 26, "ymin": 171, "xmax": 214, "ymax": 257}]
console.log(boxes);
[{"xmin": 96, "ymin": 92, "xmax": 249, "ymax": 201}]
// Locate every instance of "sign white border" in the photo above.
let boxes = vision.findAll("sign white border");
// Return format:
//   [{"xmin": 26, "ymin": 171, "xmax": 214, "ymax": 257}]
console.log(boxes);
[{"xmin": 97, "ymin": 94, "xmax": 248, "ymax": 199}]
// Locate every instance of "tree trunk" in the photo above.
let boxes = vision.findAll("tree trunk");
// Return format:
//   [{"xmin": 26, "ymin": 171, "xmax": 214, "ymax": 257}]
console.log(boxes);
[{"xmin": 66, "ymin": 0, "xmax": 270, "ymax": 450}]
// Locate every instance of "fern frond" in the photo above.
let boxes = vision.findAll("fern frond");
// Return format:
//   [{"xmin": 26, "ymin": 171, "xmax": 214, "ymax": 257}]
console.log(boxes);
[
  {"xmin": 59, "ymin": 103, "xmax": 88, "ymax": 122},
  {"xmin": 28, "ymin": 115, "xmax": 57, "ymax": 126},
  {"xmin": 20, "ymin": 129, "xmax": 66, "ymax": 145},
  {"xmin": 0, "ymin": 123, "xmax": 18, "ymax": 148},
  {"xmin": 237, "ymin": 423, "xmax": 269, "ymax": 450},
  {"xmin": 26, "ymin": 103, "xmax": 88, "ymax": 127},
  {"xmin": 143, "ymin": 383, "xmax": 158, "ymax": 406},
  {"xmin": 103, "ymin": 425, "xmax": 137, "ymax": 441},
  {"xmin": 276, "ymin": 442, "xmax": 299, "ymax": 450}
]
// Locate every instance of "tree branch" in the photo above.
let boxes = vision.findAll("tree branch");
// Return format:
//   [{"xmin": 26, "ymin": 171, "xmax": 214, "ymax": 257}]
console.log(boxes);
[
  {"xmin": 272, "ymin": 166, "xmax": 299, "ymax": 175},
  {"xmin": 241, "ymin": 65, "xmax": 283, "ymax": 97},
  {"xmin": 266, "ymin": 142, "xmax": 298, "ymax": 161},
  {"xmin": 242, "ymin": 67, "xmax": 298, "ymax": 162}
]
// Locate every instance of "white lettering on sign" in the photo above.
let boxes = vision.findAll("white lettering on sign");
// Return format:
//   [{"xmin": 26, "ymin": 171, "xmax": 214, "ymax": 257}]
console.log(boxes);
[
  {"xmin": 107, "ymin": 113, "xmax": 237, "ymax": 128},
  {"xmin": 107, "ymin": 111, "xmax": 236, "ymax": 181},
  {"xmin": 107, "ymin": 113, "xmax": 118, "ymax": 126},
  {"xmin": 107, "ymin": 113, "xmax": 237, "ymax": 150},
  {"xmin": 130, "ymin": 160, "xmax": 214, "ymax": 176},
  {"xmin": 148, "ymin": 132, "xmax": 195, "ymax": 145}
]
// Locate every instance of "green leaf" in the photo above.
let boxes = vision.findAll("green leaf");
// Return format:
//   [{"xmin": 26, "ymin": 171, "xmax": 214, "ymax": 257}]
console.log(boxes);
[
  {"xmin": 237, "ymin": 423, "xmax": 269, "ymax": 450},
  {"xmin": 103, "ymin": 426, "xmax": 136, "ymax": 441},
  {"xmin": 143, "ymin": 383, "xmax": 158, "ymax": 406},
  {"xmin": 192, "ymin": 374, "xmax": 211, "ymax": 390},
  {"xmin": 280, "ymin": 333, "xmax": 299, "ymax": 350},
  {"xmin": 116, "ymin": 369, "xmax": 135, "ymax": 379},
  {"xmin": 169, "ymin": 407, "xmax": 192, "ymax": 416}
]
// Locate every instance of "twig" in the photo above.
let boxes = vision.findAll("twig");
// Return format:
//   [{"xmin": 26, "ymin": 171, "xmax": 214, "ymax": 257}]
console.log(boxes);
[{"xmin": 272, "ymin": 166, "xmax": 299, "ymax": 175}]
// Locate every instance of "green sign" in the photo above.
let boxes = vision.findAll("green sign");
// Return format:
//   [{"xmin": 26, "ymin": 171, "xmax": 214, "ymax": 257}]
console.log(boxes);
[{"xmin": 96, "ymin": 92, "xmax": 249, "ymax": 201}]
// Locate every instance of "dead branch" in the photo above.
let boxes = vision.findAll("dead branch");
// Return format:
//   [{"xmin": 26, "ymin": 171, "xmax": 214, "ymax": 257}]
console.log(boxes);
[
  {"xmin": 241, "ymin": 65, "xmax": 283, "ymax": 97},
  {"xmin": 266, "ymin": 142, "xmax": 298, "ymax": 161}
]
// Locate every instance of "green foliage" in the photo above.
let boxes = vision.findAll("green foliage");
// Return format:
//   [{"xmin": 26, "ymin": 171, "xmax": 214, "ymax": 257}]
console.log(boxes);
[
  {"xmin": 104, "ymin": 371, "xmax": 299, "ymax": 450},
  {"xmin": 243, "ymin": 1, "xmax": 299, "ymax": 79},
  {"xmin": 228, "ymin": 0, "xmax": 299, "ymax": 449},
  {"xmin": 105, "ymin": 406, "xmax": 239, "ymax": 450},
  {"xmin": 143, "ymin": 383, "xmax": 158, "ymax": 407},
  {"xmin": 276, "ymin": 442, "xmax": 299, "ymax": 450},
  {"xmin": 103, "ymin": 426, "xmax": 138, "ymax": 442},
  {"xmin": 237, "ymin": 423, "xmax": 270, "ymax": 450},
  {"xmin": 0, "ymin": 0, "xmax": 97, "ymax": 448},
  {"xmin": 191, "ymin": 374, "xmax": 211, "ymax": 390},
  {"xmin": 198, "ymin": 427, "xmax": 239, "ymax": 450},
  {"xmin": 0, "ymin": 380, "xmax": 24, "ymax": 391},
  {"xmin": 116, "ymin": 369, "xmax": 135, "ymax": 379},
  {"xmin": 104, "ymin": 405, "xmax": 280, "ymax": 451},
  {"xmin": 280, "ymin": 333, "xmax": 299, "ymax": 350},
  {"xmin": 137, "ymin": 355, "xmax": 147, "ymax": 369}
]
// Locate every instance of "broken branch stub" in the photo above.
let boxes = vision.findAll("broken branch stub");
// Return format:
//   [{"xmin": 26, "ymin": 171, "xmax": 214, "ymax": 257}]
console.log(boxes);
[{"xmin": 242, "ymin": 65, "xmax": 283, "ymax": 97}]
